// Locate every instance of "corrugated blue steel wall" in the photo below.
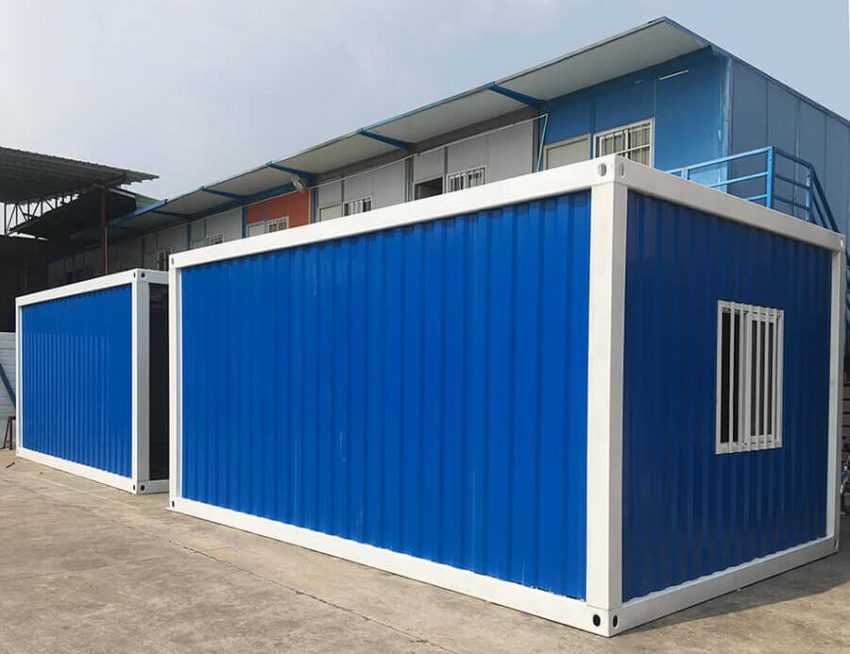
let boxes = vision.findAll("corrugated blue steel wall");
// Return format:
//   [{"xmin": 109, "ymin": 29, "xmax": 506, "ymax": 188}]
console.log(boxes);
[
  {"xmin": 21, "ymin": 285, "xmax": 133, "ymax": 477},
  {"xmin": 622, "ymin": 192, "xmax": 831, "ymax": 601},
  {"xmin": 180, "ymin": 192, "xmax": 591, "ymax": 599}
]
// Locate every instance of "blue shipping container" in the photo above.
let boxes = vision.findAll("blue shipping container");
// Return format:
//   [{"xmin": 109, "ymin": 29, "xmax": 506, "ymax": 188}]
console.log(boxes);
[
  {"xmin": 17, "ymin": 269, "xmax": 170, "ymax": 494},
  {"xmin": 170, "ymin": 157, "xmax": 843, "ymax": 636}
]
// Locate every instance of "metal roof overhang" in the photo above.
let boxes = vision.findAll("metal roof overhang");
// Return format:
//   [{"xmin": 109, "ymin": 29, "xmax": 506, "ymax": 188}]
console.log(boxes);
[
  {"xmin": 13, "ymin": 188, "xmax": 157, "ymax": 244},
  {"xmin": 120, "ymin": 18, "xmax": 708, "ymax": 227},
  {"xmin": 0, "ymin": 146, "xmax": 156, "ymax": 204}
]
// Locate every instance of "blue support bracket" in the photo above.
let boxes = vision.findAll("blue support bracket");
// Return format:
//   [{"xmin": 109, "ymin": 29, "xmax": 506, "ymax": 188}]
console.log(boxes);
[
  {"xmin": 200, "ymin": 187, "xmax": 247, "ymax": 201},
  {"xmin": 357, "ymin": 129, "xmax": 413, "ymax": 151},
  {"xmin": 486, "ymin": 83, "xmax": 544, "ymax": 109},
  {"xmin": 266, "ymin": 163, "xmax": 315, "ymax": 185}
]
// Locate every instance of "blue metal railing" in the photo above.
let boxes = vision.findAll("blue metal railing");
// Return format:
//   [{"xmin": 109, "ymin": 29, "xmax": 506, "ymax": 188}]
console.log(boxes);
[{"xmin": 668, "ymin": 146, "xmax": 849, "ymax": 322}]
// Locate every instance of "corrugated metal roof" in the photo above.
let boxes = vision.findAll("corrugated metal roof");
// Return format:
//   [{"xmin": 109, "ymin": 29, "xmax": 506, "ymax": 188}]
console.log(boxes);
[
  {"xmin": 119, "ymin": 17, "xmax": 709, "ymax": 226},
  {"xmin": 0, "ymin": 146, "xmax": 156, "ymax": 204}
]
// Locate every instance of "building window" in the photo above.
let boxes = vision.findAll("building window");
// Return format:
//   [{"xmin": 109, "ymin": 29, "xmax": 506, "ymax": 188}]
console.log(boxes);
[
  {"xmin": 204, "ymin": 233, "xmax": 224, "ymax": 246},
  {"xmin": 594, "ymin": 120, "xmax": 652, "ymax": 166},
  {"xmin": 268, "ymin": 216, "xmax": 289, "ymax": 233},
  {"xmin": 155, "ymin": 248, "xmax": 171, "ymax": 271},
  {"xmin": 716, "ymin": 301, "xmax": 784, "ymax": 454},
  {"xmin": 446, "ymin": 166, "xmax": 485, "ymax": 192},
  {"xmin": 248, "ymin": 216, "xmax": 289, "ymax": 237},
  {"xmin": 343, "ymin": 197, "xmax": 372, "ymax": 216},
  {"xmin": 414, "ymin": 177, "xmax": 443, "ymax": 200},
  {"xmin": 319, "ymin": 204, "xmax": 341, "ymax": 221},
  {"xmin": 545, "ymin": 135, "xmax": 591, "ymax": 170}
]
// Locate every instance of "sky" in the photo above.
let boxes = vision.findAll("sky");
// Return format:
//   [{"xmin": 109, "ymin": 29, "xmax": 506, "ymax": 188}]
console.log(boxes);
[{"xmin": 0, "ymin": 0, "xmax": 848, "ymax": 200}]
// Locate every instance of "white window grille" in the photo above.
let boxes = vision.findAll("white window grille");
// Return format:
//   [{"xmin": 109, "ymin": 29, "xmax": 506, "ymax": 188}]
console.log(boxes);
[
  {"xmin": 343, "ymin": 197, "xmax": 372, "ymax": 216},
  {"xmin": 204, "ymin": 233, "xmax": 224, "ymax": 246},
  {"xmin": 247, "ymin": 222, "xmax": 265, "ymax": 237},
  {"xmin": 594, "ymin": 120, "xmax": 653, "ymax": 166},
  {"xmin": 446, "ymin": 166, "xmax": 486, "ymax": 193},
  {"xmin": 268, "ymin": 216, "xmax": 289, "ymax": 233},
  {"xmin": 716, "ymin": 301, "xmax": 784, "ymax": 454}
]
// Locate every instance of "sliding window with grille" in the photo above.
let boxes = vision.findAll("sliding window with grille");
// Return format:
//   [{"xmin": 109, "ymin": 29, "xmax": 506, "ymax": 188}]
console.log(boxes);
[{"xmin": 716, "ymin": 301, "xmax": 784, "ymax": 453}]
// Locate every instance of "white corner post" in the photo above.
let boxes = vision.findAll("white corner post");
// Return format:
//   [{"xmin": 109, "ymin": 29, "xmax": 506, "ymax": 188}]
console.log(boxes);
[
  {"xmin": 132, "ymin": 271, "xmax": 151, "ymax": 494},
  {"xmin": 827, "ymin": 243, "xmax": 846, "ymax": 547},
  {"xmin": 585, "ymin": 162, "xmax": 628, "ymax": 636},
  {"xmin": 14, "ymin": 303, "xmax": 22, "ymax": 452},
  {"xmin": 168, "ymin": 262, "xmax": 182, "ymax": 506}
]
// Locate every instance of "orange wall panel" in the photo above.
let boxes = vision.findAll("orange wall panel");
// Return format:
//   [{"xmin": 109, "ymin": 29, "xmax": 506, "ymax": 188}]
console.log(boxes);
[{"xmin": 246, "ymin": 190, "xmax": 311, "ymax": 227}]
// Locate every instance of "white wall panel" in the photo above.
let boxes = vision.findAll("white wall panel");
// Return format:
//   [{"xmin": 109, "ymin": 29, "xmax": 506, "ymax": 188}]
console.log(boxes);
[
  {"xmin": 413, "ymin": 149, "xmax": 445, "ymax": 183},
  {"xmin": 343, "ymin": 161, "xmax": 406, "ymax": 210},
  {"xmin": 447, "ymin": 122, "xmax": 534, "ymax": 183},
  {"xmin": 205, "ymin": 208, "xmax": 243, "ymax": 242},
  {"xmin": 317, "ymin": 181, "xmax": 343, "ymax": 217}
]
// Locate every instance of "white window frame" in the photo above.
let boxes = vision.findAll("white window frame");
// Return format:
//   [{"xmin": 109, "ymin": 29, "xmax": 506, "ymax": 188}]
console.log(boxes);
[
  {"xmin": 715, "ymin": 301, "xmax": 784, "ymax": 454},
  {"xmin": 592, "ymin": 119, "xmax": 654, "ymax": 166},
  {"xmin": 446, "ymin": 166, "xmax": 486, "ymax": 193},
  {"xmin": 318, "ymin": 203, "xmax": 341, "ymax": 222},
  {"xmin": 204, "ymin": 233, "xmax": 224, "ymax": 247},
  {"xmin": 544, "ymin": 134, "xmax": 591, "ymax": 170},
  {"xmin": 267, "ymin": 216, "xmax": 289, "ymax": 233},
  {"xmin": 343, "ymin": 196, "xmax": 372, "ymax": 216}
]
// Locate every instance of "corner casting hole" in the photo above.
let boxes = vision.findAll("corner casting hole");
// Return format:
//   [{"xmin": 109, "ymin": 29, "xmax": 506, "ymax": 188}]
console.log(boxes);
[
  {"xmin": 140, "ymin": 485, "xmax": 146, "ymax": 492},
  {"xmin": 132, "ymin": 484, "xmax": 136, "ymax": 490},
  {"xmin": 613, "ymin": 615, "xmax": 619, "ymax": 628},
  {"xmin": 171, "ymin": 500, "xmax": 175, "ymax": 507},
  {"xmin": 597, "ymin": 163, "xmax": 607, "ymax": 177},
  {"xmin": 592, "ymin": 614, "xmax": 601, "ymax": 627}
]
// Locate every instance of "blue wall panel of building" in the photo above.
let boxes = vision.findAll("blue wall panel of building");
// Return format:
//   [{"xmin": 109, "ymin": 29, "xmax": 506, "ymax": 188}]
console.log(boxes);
[
  {"xmin": 543, "ymin": 49, "xmax": 727, "ymax": 171},
  {"xmin": 180, "ymin": 192, "xmax": 591, "ymax": 599},
  {"xmin": 21, "ymin": 286, "xmax": 133, "ymax": 477},
  {"xmin": 621, "ymin": 192, "xmax": 831, "ymax": 601}
]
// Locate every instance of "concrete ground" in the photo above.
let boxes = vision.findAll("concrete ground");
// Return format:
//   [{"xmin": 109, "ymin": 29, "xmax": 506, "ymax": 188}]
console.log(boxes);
[{"xmin": 1, "ymin": 450, "xmax": 848, "ymax": 654}]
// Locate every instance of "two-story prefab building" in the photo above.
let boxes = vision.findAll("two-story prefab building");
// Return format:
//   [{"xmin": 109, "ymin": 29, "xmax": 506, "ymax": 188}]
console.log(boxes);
[{"xmin": 45, "ymin": 17, "xmax": 849, "ymax": 283}]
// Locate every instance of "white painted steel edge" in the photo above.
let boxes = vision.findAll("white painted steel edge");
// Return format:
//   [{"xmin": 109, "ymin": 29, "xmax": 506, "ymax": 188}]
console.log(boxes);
[
  {"xmin": 17, "ymin": 446, "xmax": 136, "ymax": 493},
  {"xmin": 615, "ymin": 536, "xmax": 835, "ymax": 634},
  {"xmin": 132, "ymin": 279, "xmax": 151, "ymax": 486},
  {"xmin": 171, "ymin": 497, "xmax": 610, "ymax": 636},
  {"xmin": 827, "ymin": 250, "xmax": 845, "ymax": 543},
  {"xmin": 585, "ymin": 179, "xmax": 627, "ymax": 616},
  {"xmin": 169, "ymin": 158, "xmax": 614, "ymax": 269},
  {"xmin": 14, "ymin": 304, "xmax": 21, "ymax": 451},
  {"xmin": 140, "ymin": 479, "xmax": 169, "ymax": 494},
  {"xmin": 616, "ymin": 158, "xmax": 845, "ymax": 252},
  {"xmin": 168, "ymin": 265, "xmax": 182, "ymax": 503},
  {"xmin": 16, "ymin": 447, "xmax": 167, "ymax": 494},
  {"xmin": 171, "ymin": 155, "xmax": 843, "ymax": 273},
  {"xmin": 16, "ymin": 268, "xmax": 168, "ymax": 308}
]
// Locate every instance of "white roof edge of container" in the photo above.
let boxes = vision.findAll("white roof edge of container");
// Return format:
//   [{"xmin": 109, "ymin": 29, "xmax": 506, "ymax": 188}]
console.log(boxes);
[
  {"xmin": 16, "ymin": 268, "xmax": 168, "ymax": 308},
  {"xmin": 168, "ymin": 155, "xmax": 844, "ymax": 273}
]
